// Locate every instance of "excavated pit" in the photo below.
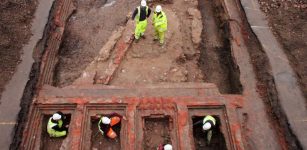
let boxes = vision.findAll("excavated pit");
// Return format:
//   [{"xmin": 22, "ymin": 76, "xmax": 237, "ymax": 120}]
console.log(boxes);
[
  {"xmin": 14, "ymin": 0, "xmax": 305, "ymax": 149},
  {"xmin": 143, "ymin": 117, "xmax": 172, "ymax": 149},
  {"xmin": 90, "ymin": 117, "xmax": 121, "ymax": 150},
  {"xmin": 41, "ymin": 114, "xmax": 71, "ymax": 150},
  {"xmin": 197, "ymin": 0, "xmax": 242, "ymax": 94},
  {"xmin": 192, "ymin": 116, "xmax": 227, "ymax": 150}
]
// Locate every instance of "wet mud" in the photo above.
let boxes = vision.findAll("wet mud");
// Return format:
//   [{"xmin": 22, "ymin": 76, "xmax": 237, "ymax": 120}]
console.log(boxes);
[
  {"xmin": 192, "ymin": 116, "xmax": 227, "ymax": 150},
  {"xmin": 91, "ymin": 119, "xmax": 121, "ymax": 150},
  {"xmin": 197, "ymin": 0, "xmax": 242, "ymax": 94},
  {"xmin": 144, "ymin": 118, "xmax": 171, "ymax": 150}
]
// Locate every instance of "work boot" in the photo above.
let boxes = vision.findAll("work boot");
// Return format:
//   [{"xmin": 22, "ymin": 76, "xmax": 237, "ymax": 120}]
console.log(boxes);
[
  {"xmin": 153, "ymin": 38, "xmax": 158, "ymax": 41},
  {"xmin": 135, "ymin": 38, "xmax": 139, "ymax": 43}
]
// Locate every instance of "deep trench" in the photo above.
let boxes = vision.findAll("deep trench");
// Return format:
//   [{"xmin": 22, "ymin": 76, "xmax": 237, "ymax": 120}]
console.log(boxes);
[
  {"xmin": 198, "ymin": 0, "xmax": 242, "ymax": 94},
  {"xmin": 236, "ymin": 0, "xmax": 302, "ymax": 149}
]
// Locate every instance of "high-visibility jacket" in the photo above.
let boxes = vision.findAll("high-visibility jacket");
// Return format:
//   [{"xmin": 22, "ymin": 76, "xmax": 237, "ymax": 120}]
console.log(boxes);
[
  {"xmin": 135, "ymin": 6, "xmax": 149, "ymax": 23},
  {"xmin": 203, "ymin": 115, "xmax": 216, "ymax": 126},
  {"xmin": 152, "ymin": 11, "xmax": 168, "ymax": 32},
  {"xmin": 47, "ymin": 118, "xmax": 66, "ymax": 137}
]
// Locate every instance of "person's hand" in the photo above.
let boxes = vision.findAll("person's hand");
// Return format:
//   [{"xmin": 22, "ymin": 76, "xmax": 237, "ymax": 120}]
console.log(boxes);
[
  {"xmin": 122, "ymin": 116, "xmax": 127, "ymax": 121},
  {"xmin": 65, "ymin": 125, "xmax": 69, "ymax": 128}
]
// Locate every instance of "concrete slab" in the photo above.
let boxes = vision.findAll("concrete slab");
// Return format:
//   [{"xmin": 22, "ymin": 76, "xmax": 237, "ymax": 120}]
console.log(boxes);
[{"xmin": 0, "ymin": 0, "xmax": 54, "ymax": 148}]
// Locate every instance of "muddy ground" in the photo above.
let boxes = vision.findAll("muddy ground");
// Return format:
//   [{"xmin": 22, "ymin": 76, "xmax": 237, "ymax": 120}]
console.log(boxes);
[
  {"xmin": 258, "ymin": 0, "xmax": 307, "ymax": 100},
  {"xmin": 144, "ymin": 118, "xmax": 171, "ymax": 149},
  {"xmin": 192, "ymin": 116, "xmax": 227, "ymax": 150},
  {"xmin": 91, "ymin": 119, "xmax": 121, "ymax": 150},
  {"xmin": 0, "ymin": 0, "xmax": 38, "ymax": 99}
]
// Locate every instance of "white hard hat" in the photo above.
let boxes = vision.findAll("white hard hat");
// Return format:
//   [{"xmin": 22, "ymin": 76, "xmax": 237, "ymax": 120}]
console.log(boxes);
[
  {"xmin": 203, "ymin": 122, "xmax": 211, "ymax": 131},
  {"xmin": 102, "ymin": 116, "xmax": 111, "ymax": 124},
  {"xmin": 156, "ymin": 5, "xmax": 162, "ymax": 13},
  {"xmin": 164, "ymin": 144, "xmax": 173, "ymax": 150},
  {"xmin": 141, "ymin": 0, "xmax": 146, "ymax": 7},
  {"xmin": 52, "ymin": 113, "xmax": 61, "ymax": 120}
]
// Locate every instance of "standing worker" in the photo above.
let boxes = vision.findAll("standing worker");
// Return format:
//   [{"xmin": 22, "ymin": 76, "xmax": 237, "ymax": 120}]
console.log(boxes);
[
  {"xmin": 98, "ymin": 113, "xmax": 123, "ymax": 139},
  {"xmin": 152, "ymin": 5, "xmax": 168, "ymax": 46},
  {"xmin": 194, "ymin": 115, "xmax": 217, "ymax": 145},
  {"xmin": 47, "ymin": 111, "xmax": 69, "ymax": 137},
  {"xmin": 132, "ymin": 0, "xmax": 152, "ymax": 42}
]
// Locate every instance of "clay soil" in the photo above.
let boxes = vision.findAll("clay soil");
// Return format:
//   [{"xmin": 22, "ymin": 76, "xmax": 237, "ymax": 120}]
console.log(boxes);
[
  {"xmin": 0, "ymin": 0, "xmax": 38, "ymax": 99},
  {"xmin": 258, "ymin": 0, "xmax": 307, "ymax": 100},
  {"xmin": 91, "ymin": 119, "xmax": 121, "ymax": 150},
  {"xmin": 144, "ymin": 118, "xmax": 171, "ymax": 150},
  {"xmin": 192, "ymin": 116, "xmax": 227, "ymax": 150}
]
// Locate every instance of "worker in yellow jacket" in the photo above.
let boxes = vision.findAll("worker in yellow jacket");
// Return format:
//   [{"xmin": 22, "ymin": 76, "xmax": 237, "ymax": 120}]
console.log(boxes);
[
  {"xmin": 132, "ymin": 0, "xmax": 151, "ymax": 42},
  {"xmin": 152, "ymin": 5, "xmax": 168, "ymax": 46}
]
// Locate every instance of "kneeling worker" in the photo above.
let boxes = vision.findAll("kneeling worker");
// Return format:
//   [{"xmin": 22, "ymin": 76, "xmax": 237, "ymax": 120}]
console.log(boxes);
[
  {"xmin": 98, "ymin": 113, "xmax": 123, "ymax": 139},
  {"xmin": 152, "ymin": 5, "xmax": 168, "ymax": 46},
  {"xmin": 47, "ymin": 111, "xmax": 69, "ymax": 137}
]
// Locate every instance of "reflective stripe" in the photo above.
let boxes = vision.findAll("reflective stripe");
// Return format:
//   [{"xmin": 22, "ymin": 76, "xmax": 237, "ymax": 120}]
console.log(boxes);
[{"xmin": 203, "ymin": 115, "xmax": 216, "ymax": 125}]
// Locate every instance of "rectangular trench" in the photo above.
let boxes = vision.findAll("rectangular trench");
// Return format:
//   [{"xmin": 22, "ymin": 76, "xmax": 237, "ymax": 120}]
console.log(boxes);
[
  {"xmin": 143, "ymin": 117, "xmax": 172, "ymax": 149},
  {"xmin": 189, "ymin": 106, "xmax": 234, "ymax": 150}
]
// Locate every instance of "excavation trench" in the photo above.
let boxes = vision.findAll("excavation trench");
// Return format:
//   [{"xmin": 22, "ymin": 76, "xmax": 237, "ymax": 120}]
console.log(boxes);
[
  {"xmin": 143, "ymin": 117, "xmax": 172, "ymax": 149},
  {"xmin": 198, "ymin": 0, "xmax": 242, "ymax": 94}
]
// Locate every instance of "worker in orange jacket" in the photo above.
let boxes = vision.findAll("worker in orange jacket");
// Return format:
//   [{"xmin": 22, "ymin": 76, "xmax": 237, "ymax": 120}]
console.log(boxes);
[{"xmin": 98, "ymin": 113, "xmax": 123, "ymax": 139}]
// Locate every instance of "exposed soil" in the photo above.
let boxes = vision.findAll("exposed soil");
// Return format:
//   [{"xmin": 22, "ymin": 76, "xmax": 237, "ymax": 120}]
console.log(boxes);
[
  {"xmin": 144, "ymin": 118, "xmax": 171, "ymax": 150},
  {"xmin": 258, "ymin": 0, "xmax": 307, "ymax": 100},
  {"xmin": 55, "ymin": 0, "xmax": 139, "ymax": 87},
  {"xmin": 192, "ymin": 116, "xmax": 227, "ymax": 150},
  {"xmin": 41, "ymin": 115, "xmax": 71, "ymax": 150},
  {"xmin": 238, "ymin": 1, "xmax": 302, "ymax": 149},
  {"xmin": 197, "ymin": 0, "xmax": 242, "ymax": 94},
  {"xmin": 91, "ymin": 119, "xmax": 121, "ymax": 150},
  {"xmin": 111, "ymin": 2, "xmax": 204, "ymax": 85},
  {"xmin": 0, "ymin": 0, "xmax": 38, "ymax": 99}
]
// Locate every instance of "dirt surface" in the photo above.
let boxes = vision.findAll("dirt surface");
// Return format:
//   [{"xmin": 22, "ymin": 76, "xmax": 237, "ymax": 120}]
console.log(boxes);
[
  {"xmin": 91, "ymin": 119, "xmax": 121, "ymax": 150},
  {"xmin": 55, "ymin": 0, "xmax": 139, "ymax": 87},
  {"xmin": 0, "ymin": 0, "xmax": 38, "ymax": 99},
  {"xmin": 192, "ymin": 117, "xmax": 227, "ymax": 150},
  {"xmin": 111, "ymin": 3, "xmax": 204, "ymax": 85},
  {"xmin": 144, "ymin": 118, "xmax": 171, "ymax": 150},
  {"xmin": 258, "ymin": 0, "xmax": 307, "ymax": 100}
]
